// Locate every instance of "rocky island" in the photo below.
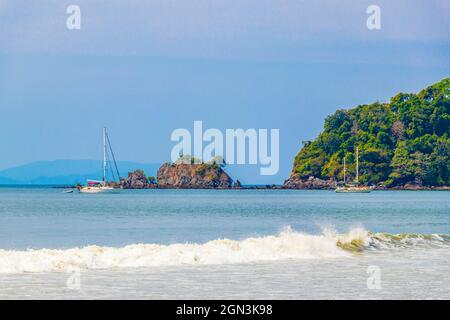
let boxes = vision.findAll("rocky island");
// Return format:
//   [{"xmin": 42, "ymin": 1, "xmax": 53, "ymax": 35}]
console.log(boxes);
[
  {"xmin": 157, "ymin": 162, "xmax": 233, "ymax": 189},
  {"xmin": 284, "ymin": 78, "xmax": 449, "ymax": 190},
  {"xmin": 120, "ymin": 160, "xmax": 237, "ymax": 189}
]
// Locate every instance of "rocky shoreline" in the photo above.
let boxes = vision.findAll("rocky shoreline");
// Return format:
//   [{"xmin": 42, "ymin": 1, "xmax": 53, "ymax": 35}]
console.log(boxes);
[
  {"xmin": 373, "ymin": 184, "xmax": 450, "ymax": 191},
  {"xmin": 120, "ymin": 169, "xmax": 157, "ymax": 189},
  {"xmin": 282, "ymin": 174, "xmax": 450, "ymax": 191},
  {"xmin": 283, "ymin": 175, "xmax": 337, "ymax": 190},
  {"xmin": 115, "ymin": 167, "xmax": 449, "ymax": 190}
]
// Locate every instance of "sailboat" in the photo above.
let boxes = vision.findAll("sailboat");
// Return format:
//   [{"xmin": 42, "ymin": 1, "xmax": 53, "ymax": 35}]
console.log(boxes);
[
  {"xmin": 335, "ymin": 146, "xmax": 371, "ymax": 193},
  {"xmin": 78, "ymin": 128, "xmax": 121, "ymax": 194}
]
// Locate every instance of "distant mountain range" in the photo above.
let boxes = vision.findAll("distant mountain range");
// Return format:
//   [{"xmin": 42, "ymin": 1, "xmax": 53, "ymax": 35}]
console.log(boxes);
[{"xmin": 0, "ymin": 160, "xmax": 160, "ymax": 185}]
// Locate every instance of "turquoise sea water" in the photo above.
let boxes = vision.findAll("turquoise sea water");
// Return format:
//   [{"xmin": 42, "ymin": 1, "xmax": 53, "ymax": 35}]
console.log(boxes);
[
  {"xmin": 0, "ymin": 188, "xmax": 449, "ymax": 299},
  {"xmin": 1, "ymin": 188, "xmax": 449, "ymax": 249}
]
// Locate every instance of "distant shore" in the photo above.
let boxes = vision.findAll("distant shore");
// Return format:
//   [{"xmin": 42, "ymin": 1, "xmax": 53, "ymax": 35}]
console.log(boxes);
[{"xmin": 1, "ymin": 184, "xmax": 448, "ymax": 191}]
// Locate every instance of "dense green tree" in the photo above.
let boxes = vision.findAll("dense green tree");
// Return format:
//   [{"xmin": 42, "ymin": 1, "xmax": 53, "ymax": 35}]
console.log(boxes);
[{"xmin": 290, "ymin": 78, "xmax": 450, "ymax": 186}]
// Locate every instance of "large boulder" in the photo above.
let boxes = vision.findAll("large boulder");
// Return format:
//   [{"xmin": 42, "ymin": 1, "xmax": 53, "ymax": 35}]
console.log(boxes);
[
  {"xmin": 283, "ymin": 175, "xmax": 337, "ymax": 189},
  {"xmin": 233, "ymin": 179, "xmax": 243, "ymax": 189},
  {"xmin": 120, "ymin": 169, "xmax": 152, "ymax": 189}
]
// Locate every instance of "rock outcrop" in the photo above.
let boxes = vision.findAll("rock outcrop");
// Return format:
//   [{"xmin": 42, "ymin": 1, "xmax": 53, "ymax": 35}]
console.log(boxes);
[
  {"xmin": 157, "ymin": 163, "xmax": 232, "ymax": 189},
  {"xmin": 120, "ymin": 170, "xmax": 155, "ymax": 189},
  {"xmin": 233, "ymin": 180, "xmax": 243, "ymax": 189},
  {"xmin": 283, "ymin": 175, "xmax": 337, "ymax": 189}
]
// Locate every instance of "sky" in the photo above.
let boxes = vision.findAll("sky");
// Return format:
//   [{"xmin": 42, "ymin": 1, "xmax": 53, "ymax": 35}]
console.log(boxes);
[{"xmin": 0, "ymin": 0, "xmax": 449, "ymax": 184}]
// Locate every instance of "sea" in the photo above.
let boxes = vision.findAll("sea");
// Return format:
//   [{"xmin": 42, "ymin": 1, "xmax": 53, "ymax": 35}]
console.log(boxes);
[{"xmin": 0, "ymin": 187, "xmax": 449, "ymax": 299}]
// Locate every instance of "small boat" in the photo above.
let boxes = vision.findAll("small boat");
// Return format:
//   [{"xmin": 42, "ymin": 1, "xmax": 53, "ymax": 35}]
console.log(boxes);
[
  {"xmin": 63, "ymin": 189, "xmax": 74, "ymax": 193},
  {"xmin": 78, "ymin": 180, "xmax": 120, "ymax": 194},
  {"xmin": 335, "ymin": 185, "xmax": 371, "ymax": 193},
  {"xmin": 79, "ymin": 128, "xmax": 122, "ymax": 194},
  {"xmin": 335, "ymin": 147, "xmax": 371, "ymax": 193},
  {"xmin": 78, "ymin": 185, "xmax": 120, "ymax": 194}
]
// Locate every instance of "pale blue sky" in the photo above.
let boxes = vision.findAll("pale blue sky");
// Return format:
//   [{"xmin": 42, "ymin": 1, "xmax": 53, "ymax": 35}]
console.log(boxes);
[{"xmin": 0, "ymin": 0, "xmax": 449, "ymax": 183}]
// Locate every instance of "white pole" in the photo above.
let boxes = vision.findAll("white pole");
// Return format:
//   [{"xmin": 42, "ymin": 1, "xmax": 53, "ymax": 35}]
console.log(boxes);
[
  {"xmin": 103, "ymin": 127, "xmax": 107, "ymax": 185},
  {"xmin": 343, "ymin": 157, "xmax": 346, "ymax": 184},
  {"xmin": 356, "ymin": 146, "xmax": 359, "ymax": 183}
]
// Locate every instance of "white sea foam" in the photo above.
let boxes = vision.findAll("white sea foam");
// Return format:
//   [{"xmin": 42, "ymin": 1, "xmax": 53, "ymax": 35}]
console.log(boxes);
[
  {"xmin": 367, "ymin": 232, "xmax": 450, "ymax": 250},
  {"xmin": 0, "ymin": 227, "xmax": 447, "ymax": 274},
  {"xmin": 0, "ymin": 227, "xmax": 365, "ymax": 274}
]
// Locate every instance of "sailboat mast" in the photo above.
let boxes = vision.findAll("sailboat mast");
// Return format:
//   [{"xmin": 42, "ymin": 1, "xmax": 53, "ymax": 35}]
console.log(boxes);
[
  {"xmin": 343, "ymin": 157, "xmax": 346, "ymax": 184},
  {"xmin": 355, "ymin": 146, "xmax": 359, "ymax": 183},
  {"xmin": 103, "ymin": 127, "xmax": 107, "ymax": 185}
]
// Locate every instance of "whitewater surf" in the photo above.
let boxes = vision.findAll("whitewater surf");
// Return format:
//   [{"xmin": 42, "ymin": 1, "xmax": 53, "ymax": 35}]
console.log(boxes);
[{"xmin": 1, "ymin": 227, "xmax": 448, "ymax": 274}]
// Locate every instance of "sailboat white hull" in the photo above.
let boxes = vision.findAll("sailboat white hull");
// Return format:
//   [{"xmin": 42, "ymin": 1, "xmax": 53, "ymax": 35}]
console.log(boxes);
[
  {"xmin": 335, "ymin": 187, "xmax": 371, "ymax": 193},
  {"xmin": 79, "ymin": 128, "xmax": 122, "ymax": 194},
  {"xmin": 334, "ymin": 147, "xmax": 372, "ymax": 193},
  {"xmin": 79, "ymin": 186, "xmax": 121, "ymax": 194}
]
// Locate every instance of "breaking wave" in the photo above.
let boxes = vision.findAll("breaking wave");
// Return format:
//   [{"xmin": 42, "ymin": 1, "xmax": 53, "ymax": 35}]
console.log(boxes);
[
  {"xmin": 0, "ymin": 227, "xmax": 448, "ymax": 274},
  {"xmin": 366, "ymin": 232, "xmax": 450, "ymax": 250}
]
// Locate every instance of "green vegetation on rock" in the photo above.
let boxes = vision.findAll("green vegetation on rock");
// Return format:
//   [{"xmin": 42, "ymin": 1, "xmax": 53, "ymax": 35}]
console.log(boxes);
[{"xmin": 291, "ymin": 78, "xmax": 450, "ymax": 187}]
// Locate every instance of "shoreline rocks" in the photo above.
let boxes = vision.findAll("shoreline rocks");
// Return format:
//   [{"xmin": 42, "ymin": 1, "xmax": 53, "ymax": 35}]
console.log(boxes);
[
  {"xmin": 283, "ymin": 175, "xmax": 449, "ymax": 190},
  {"xmin": 283, "ymin": 175, "xmax": 337, "ymax": 189},
  {"xmin": 233, "ymin": 180, "xmax": 243, "ymax": 189},
  {"xmin": 374, "ymin": 184, "xmax": 450, "ymax": 191},
  {"xmin": 119, "ymin": 168, "xmax": 448, "ymax": 191},
  {"xmin": 120, "ymin": 169, "xmax": 156, "ymax": 189}
]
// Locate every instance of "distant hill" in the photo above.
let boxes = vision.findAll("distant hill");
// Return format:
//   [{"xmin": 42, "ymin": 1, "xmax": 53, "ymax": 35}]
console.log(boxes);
[
  {"xmin": 0, "ymin": 160, "xmax": 160, "ymax": 185},
  {"xmin": 286, "ymin": 78, "xmax": 449, "ymax": 187},
  {"xmin": 0, "ymin": 176, "xmax": 19, "ymax": 184}
]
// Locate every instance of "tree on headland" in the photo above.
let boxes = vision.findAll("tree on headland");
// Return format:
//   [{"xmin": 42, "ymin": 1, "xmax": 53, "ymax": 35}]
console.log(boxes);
[{"xmin": 290, "ymin": 78, "xmax": 450, "ymax": 187}]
